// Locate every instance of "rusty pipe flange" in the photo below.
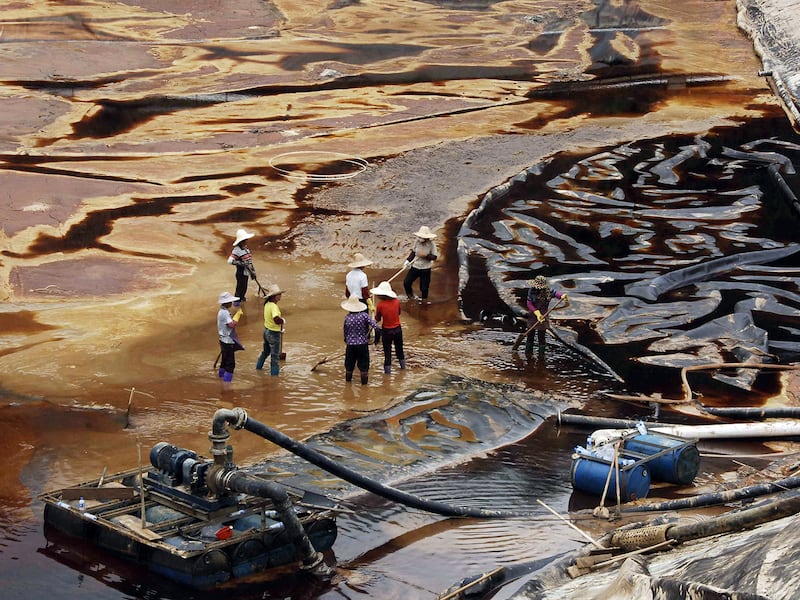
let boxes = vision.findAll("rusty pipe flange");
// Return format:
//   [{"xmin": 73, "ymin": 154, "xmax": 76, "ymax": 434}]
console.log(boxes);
[
  {"xmin": 300, "ymin": 551, "xmax": 333, "ymax": 577},
  {"xmin": 204, "ymin": 464, "xmax": 226, "ymax": 497},
  {"xmin": 611, "ymin": 524, "xmax": 672, "ymax": 551},
  {"xmin": 204, "ymin": 464, "xmax": 242, "ymax": 497}
]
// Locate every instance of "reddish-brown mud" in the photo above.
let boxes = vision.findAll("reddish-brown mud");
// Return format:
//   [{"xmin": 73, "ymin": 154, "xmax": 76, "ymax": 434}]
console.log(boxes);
[{"xmin": 0, "ymin": 1, "xmax": 797, "ymax": 598}]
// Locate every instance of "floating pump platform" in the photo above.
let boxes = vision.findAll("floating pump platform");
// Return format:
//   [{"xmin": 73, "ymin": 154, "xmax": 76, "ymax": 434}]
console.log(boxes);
[{"xmin": 40, "ymin": 411, "xmax": 338, "ymax": 589}]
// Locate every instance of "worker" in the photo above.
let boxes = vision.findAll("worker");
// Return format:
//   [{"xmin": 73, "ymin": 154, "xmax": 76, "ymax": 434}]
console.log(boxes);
[
  {"xmin": 402, "ymin": 225, "xmax": 437, "ymax": 304},
  {"xmin": 525, "ymin": 275, "xmax": 569, "ymax": 356},
  {"xmin": 370, "ymin": 280, "xmax": 405, "ymax": 373},
  {"xmin": 342, "ymin": 295, "xmax": 381, "ymax": 385},
  {"xmin": 256, "ymin": 283, "xmax": 285, "ymax": 376},
  {"xmin": 228, "ymin": 228, "xmax": 256, "ymax": 305},
  {"xmin": 346, "ymin": 251, "xmax": 375, "ymax": 321},
  {"xmin": 217, "ymin": 291, "xmax": 244, "ymax": 384},
  {"xmin": 346, "ymin": 250, "xmax": 373, "ymax": 294}
]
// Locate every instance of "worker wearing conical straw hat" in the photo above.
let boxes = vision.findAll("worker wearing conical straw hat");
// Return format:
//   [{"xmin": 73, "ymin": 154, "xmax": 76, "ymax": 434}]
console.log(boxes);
[
  {"xmin": 345, "ymin": 252, "xmax": 373, "ymax": 298},
  {"xmin": 217, "ymin": 291, "xmax": 244, "ymax": 385},
  {"xmin": 228, "ymin": 228, "xmax": 257, "ymax": 306},
  {"xmin": 256, "ymin": 283, "xmax": 285, "ymax": 376},
  {"xmin": 370, "ymin": 281, "xmax": 405, "ymax": 374},
  {"xmin": 346, "ymin": 251, "xmax": 375, "ymax": 318},
  {"xmin": 402, "ymin": 225, "xmax": 437, "ymax": 304},
  {"xmin": 341, "ymin": 295, "xmax": 381, "ymax": 385},
  {"xmin": 525, "ymin": 274, "xmax": 569, "ymax": 357}
]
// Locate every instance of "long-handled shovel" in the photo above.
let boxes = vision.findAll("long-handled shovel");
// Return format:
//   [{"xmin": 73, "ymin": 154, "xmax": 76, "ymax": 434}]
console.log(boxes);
[
  {"xmin": 511, "ymin": 296, "xmax": 566, "ymax": 352},
  {"xmin": 311, "ymin": 350, "xmax": 345, "ymax": 372},
  {"xmin": 247, "ymin": 265, "xmax": 268, "ymax": 298},
  {"xmin": 387, "ymin": 262, "xmax": 411, "ymax": 283}
]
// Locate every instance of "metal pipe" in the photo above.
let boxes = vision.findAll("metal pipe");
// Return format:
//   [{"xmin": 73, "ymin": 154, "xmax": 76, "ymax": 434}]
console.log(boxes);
[
  {"xmin": 211, "ymin": 407, "xmax": 247, "ymax": 437},
  {"xmin": 590, "ymin": 421, "xmax": 800, "ymax": 446},
  {"xmin": 206, "ymin": 408, "xmax": 328, "ymax": 575},
  {"xmin": 209, "ymin": 408, "xmax": 247, "ymax": 466}
]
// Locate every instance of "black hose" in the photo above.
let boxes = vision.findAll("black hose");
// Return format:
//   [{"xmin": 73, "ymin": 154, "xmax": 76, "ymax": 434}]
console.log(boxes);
[
  {"xmin": 768, "ymin": 163, "xmax": 800, "ymax": 218},
  {"xmin": 219, "ymin": 470, "xmax": 322, "ymax": 569},
  {"xmin": 666, "ymin": 490, "xmax": 800, "ymax": 543},
  {"xmin": 698, "ymin": 406, "xmax": 800, "ymax": 419},
  {"xmin": 547, "ymin": 325, "xmax": 624, "ymax": 383},
  {"xmin": 622, "ymin": 475, "xmax": 800, "ymax": 512},
  {"xmin": 241, "ymin": 414, "xmax": 536, "ymax": 519},
  {"xmin": 558, "ymin": 412, "xmax": 674, "ymax": 429}
]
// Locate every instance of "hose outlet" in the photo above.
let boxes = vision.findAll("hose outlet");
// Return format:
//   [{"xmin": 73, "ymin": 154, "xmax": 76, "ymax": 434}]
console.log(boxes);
[{"xmin": 611, "ymin": 524, "xmax": 673, "ymax": 551}]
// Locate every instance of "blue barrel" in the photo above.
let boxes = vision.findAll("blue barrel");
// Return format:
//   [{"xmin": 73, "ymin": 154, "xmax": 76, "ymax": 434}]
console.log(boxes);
[
  {"xmin": 623, "ymin": 434, "xmax": 700, "ymax": 485},
  {"xmin": 570, "ymin": 456, "xmax": 651, "ymax": 501}
]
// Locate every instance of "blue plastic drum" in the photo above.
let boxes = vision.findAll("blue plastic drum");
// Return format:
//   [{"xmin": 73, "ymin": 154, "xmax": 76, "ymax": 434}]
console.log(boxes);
[
  {"xmin": 570, "ymin": 456, "xmax": 651, "ymax": 501},
  {"xmin": 623, "ymin": 434, "xmax": 700, "ymax": 485}
]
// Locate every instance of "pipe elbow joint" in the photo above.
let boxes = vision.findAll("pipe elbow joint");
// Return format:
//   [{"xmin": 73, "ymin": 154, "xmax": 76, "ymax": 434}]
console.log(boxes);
[{"xmin": 210, "ymin": 407, "xmax": 248, "ymax": 439}]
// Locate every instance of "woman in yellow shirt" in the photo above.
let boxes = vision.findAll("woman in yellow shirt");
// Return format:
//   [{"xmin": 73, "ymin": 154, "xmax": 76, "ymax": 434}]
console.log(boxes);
[{"xmin": 256, "ymin": 284, "xmax": 285, "ymax": 375}]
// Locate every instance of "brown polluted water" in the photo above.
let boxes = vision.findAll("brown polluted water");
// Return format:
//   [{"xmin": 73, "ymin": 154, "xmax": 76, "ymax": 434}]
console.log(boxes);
[{"xmin": 1, "ymin": 1, "xmax": 798, "ymax": 599}]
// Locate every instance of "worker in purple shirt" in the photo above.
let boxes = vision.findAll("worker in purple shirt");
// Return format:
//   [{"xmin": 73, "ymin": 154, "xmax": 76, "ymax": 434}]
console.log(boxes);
[{"xmin": 341, "ymin": 295, "xmax": 381, "ymax": 385}]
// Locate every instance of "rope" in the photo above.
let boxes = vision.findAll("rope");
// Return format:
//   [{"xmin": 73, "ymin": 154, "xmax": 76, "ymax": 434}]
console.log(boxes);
[
  {"xmin": 594, "ymin": 440, "xmax": 623, "ymax": 519},
  {"xmin": 268, "ymin": 151, "xmax": 368, "ymax": 182}
]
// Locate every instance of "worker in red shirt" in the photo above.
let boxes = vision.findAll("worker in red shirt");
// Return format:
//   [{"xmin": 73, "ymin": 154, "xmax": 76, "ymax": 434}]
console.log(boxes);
[{"xmin": 371, "ymin": 281, "xmax": 405, "ymax": 374}]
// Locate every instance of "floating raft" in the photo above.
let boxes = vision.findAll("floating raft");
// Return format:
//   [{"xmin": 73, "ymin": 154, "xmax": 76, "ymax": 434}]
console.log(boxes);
[{"xmin": 39, "ymin": 443, "xmax": 338, "ymax": 589}]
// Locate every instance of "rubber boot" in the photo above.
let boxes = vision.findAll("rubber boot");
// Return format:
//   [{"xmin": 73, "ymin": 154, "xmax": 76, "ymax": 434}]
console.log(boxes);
[
  {"xmin": 345, "ymin": 371, "xmax": 353, "ymax": 382},
  {"xmin": 360, "ymin": 372, "xmax": 369, "ymax": 385},
  {"xmin": 399, "ymin": 360, "xmax": 406, "ymax": 370},
  {"xmin": 222, "ymin": 371, "xmax": 233, "ymax": 383},
  {"xmin": 383, "ymin": 365, "xmax": 391, "ymax": 374},
  {"xmin": 524, "ymin": 336, "xmax": 534, "ymax": 358},
  {"xmin": 218, "ymin": 368, "xmax": 225, "ymax": 378}
]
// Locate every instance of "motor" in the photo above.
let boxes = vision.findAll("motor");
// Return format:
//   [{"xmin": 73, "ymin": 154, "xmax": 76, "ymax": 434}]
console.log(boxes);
[{"xmin": 150, "ymin": 442, "xmax": 212, "ymax": 492}]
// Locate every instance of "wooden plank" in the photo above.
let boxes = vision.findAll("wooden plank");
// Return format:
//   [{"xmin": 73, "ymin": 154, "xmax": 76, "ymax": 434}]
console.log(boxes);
[
  {"xmin": 114, "ymin": 514, "xmax": 163, "ymax": 541},
  {"xmin": 604, "ymin": 392, "xmax": 685, "ymax": 404},
  {"xmin": 567, "ymin": 565, "xmax": 588, "ymax": 579},
  {"xmin": 61, "ymin": 487, "xmax": 136, "ymax": 501},
  {"xmin": 576, "ymin": 553, "xmax": 614, "ymax": 568}
]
